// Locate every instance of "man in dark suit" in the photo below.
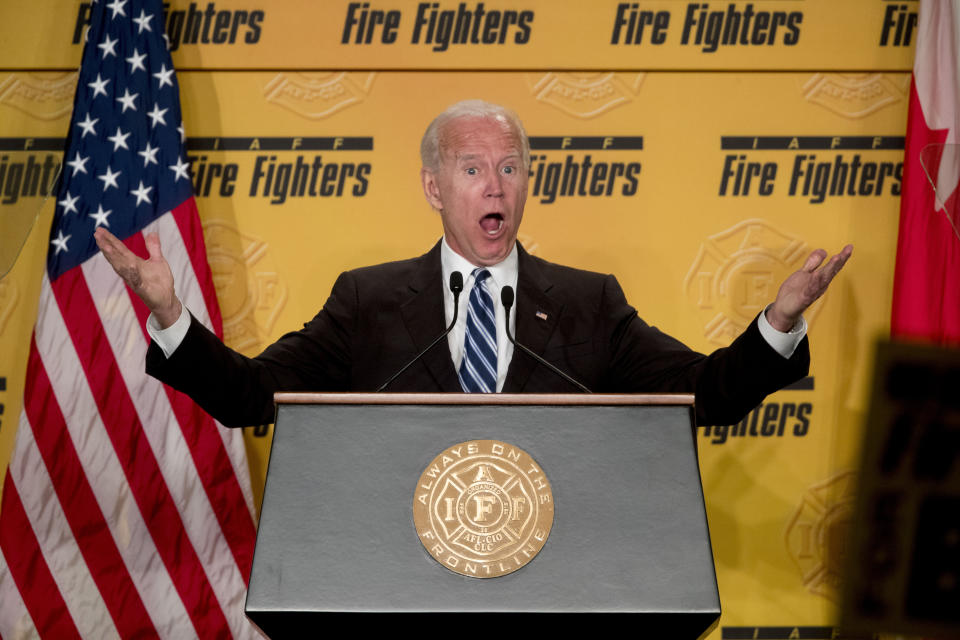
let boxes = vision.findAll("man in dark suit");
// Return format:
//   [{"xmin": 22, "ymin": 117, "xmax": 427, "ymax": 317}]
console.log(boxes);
[{"xmin": 95, "ymin": 100, "xmax": 852, "ymax": 428}]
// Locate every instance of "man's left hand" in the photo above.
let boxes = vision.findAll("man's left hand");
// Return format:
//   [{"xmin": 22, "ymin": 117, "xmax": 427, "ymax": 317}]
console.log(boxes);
[{"xmin": 766, "ymin": 245, "xmax": 854, "ymax": 332}]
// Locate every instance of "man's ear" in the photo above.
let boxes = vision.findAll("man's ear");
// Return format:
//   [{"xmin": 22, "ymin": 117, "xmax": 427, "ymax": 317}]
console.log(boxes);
[{"xmin": 421, "ymin": 167, "xmax": 444, "ymax": 211}]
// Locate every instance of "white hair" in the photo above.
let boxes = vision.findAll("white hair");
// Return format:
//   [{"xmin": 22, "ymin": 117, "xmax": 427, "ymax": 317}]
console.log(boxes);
[{"xmin": 420, "ymin": 99, "xmax": 530, "ymax": 171}]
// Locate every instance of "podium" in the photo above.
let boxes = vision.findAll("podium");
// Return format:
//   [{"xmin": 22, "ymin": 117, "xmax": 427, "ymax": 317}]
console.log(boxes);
[{"xmin": 245, "ymin": 393, "xmax": 719, "ymax": 637}]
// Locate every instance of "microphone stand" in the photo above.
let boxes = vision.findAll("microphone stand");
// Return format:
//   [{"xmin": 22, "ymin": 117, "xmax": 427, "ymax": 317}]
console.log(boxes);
[
  {"xmin": 501, "ymin": 286, "xmax": 592, "ymax": 394},
  {"xmin": 376, "ymin": 271, "xmax": 463, "ymax": 392}
]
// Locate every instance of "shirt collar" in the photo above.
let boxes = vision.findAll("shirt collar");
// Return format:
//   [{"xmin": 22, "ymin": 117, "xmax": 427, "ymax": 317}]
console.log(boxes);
[{"xmin": 440, "ymin": 236, "xmax": 518, "ymax": 291}]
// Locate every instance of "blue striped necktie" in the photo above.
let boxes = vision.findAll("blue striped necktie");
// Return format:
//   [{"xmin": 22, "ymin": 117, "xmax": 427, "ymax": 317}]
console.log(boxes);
[{"xmin": 459, "ymin": 268, "xmax": 498, "ymax": 393}]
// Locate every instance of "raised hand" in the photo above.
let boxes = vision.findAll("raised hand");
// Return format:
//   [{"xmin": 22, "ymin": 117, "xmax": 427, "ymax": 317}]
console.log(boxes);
[
  {"xmin": 766, "ymin": 245, "xmax": 854, "ymax": 332},
  {"xmin": 94, "ymin": 228, "xmax": 182, "ymax": 328}
]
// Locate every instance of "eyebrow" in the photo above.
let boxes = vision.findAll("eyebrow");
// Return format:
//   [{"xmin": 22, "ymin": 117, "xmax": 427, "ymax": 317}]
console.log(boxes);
[{"xmin": 455, "ymin": 152, "xmax": 521, "ymax": 164}]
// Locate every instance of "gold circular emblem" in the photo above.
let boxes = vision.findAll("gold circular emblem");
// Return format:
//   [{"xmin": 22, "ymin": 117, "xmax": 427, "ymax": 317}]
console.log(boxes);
[{"xmin": 413, "ymin": 440, "xmax": 554, "ymax": 578}]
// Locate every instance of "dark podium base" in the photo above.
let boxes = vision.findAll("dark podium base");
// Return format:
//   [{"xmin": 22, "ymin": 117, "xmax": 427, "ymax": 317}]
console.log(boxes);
[{"xmin": 249, "ymin": 611, "xmax": 720, "ymax": 637}]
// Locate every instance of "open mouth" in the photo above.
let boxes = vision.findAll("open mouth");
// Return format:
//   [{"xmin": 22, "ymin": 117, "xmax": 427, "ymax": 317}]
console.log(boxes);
[{"xmin": 480, "ymin": 213, "xmax": 504, "ymax": 235}]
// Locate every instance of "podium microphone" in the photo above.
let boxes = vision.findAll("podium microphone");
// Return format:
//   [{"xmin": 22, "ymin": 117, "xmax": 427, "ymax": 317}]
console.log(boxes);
[
  {"xmin": 377, "ymin": 271, "xmax": 463, "ymax": 392},
  {"xmin": 500, "ymin": 286, "xmax": 592, "ymax": 394}
]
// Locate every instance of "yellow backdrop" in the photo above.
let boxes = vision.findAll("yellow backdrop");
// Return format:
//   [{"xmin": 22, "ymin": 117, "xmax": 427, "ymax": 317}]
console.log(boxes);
[{"xmin": 0, "ymin": 2, "xmax": 915, "ymax": 638}]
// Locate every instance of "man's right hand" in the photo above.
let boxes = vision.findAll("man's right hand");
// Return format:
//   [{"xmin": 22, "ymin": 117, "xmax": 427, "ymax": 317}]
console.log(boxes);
[{"xmin": 94, "ymin": 228, "xmax": 182, "ymax": 329}]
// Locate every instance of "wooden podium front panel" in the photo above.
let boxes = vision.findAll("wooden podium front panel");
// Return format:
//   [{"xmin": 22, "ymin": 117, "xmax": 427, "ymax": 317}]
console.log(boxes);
[{"xmin": 246, "ymin": 396, "xmax": 717, "ymax": 635}]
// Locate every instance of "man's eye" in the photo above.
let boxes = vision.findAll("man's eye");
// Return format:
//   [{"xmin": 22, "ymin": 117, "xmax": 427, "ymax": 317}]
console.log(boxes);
[
  {"xmin": 502, "ymin": 166, "xmax": 514, "ymax": 174},
  {"xmin": 466, "ymin": 167, "xmax": 477, "ymax": 175}
]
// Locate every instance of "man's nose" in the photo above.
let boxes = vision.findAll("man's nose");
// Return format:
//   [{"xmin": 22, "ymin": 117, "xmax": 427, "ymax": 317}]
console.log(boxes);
[{"xmin": 485, "ymin": 173, "xmax": 504, "ymax": 197}]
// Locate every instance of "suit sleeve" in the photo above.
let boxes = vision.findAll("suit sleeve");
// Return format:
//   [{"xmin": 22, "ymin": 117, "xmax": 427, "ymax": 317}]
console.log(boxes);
[
  {"xmin": 601, "ymin": 275, "xmax": 809, "ymax": 426},
  {"xmin": 146, "ymin": 271, "xmax": 359, "ymax": 427}
]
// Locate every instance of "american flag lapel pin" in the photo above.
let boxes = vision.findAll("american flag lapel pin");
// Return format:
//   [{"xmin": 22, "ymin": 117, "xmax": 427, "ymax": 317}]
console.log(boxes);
[{"xmin": 535, "ymin": 310, "xmax": 548, "ymax": 321}]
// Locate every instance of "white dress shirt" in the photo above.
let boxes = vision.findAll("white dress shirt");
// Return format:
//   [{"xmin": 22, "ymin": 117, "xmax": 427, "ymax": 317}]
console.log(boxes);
[
  {"xmin": 148, "ymin": 240, "xmax": 807, "ymax": 386},
  {"xmin": 440, "ymin": 237, "xmax": 518, "ymax": 392}
]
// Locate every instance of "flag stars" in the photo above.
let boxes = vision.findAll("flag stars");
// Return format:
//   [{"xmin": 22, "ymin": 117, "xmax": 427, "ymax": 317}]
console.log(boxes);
[
  {"xmin": 116, "ymin": 88, "xmax": 139, "ymax": 113},
  {"xmin": 88, "ymin": 73, "xmax": 109, "ymax": 99},
  {"xmin": 108, "ymin": 127, "xmax": 131, "ymax": 151},
  {"xmin": 126, "ymin": 48, "xmax": 147, "ymax": 73},
  {"xmin": 133, "ymin": 9, "xmax": 154, "ymax": 33},
  {"xmin": 138, "ymin": 141, "xmax": 159, "ymax": 167},
  {"xmin": 98, "ymin": 34, "xmax": 118, "ymax": 58},
  {"xmin": 98, "ymin": 166, "xmax": 121, "ymax": 192},
  {"xmin": 169, "ymin": 157, "xmax": 190, "ymax": 182},
  {"xmin": 130, "ymin": 181, "xmax": 153, "ymax": 206},
  {"xmin": 177, "ymin": 123, "xmax": 186, "ymax": 143},
  {"xmin": 147, "ymin": 103, "xmax": 168, "ymax": 127},
  {"xmin": 106, "ymin": 0, "xmax": 127, "ymax": 19},
  {"xmin": 153, "ymin": 64, "xmax": 174, "ymax": 89},
  {"xmin": 51, "ymin": 230, "xmax": 71, "ymax": 254},
  {"xmin": 77, "ymin": 114, "xmax": 98, "ymax": 137},
  {"xmin": 58, "ymin": 192, "xmax": 80, "ymax": 215},
  {"xmin": 89, "ymin": 205, "xmax": 112, "ymax": 228},
  {"xmin": 66, "ymin": 151, "xmax": 90, "ymax": 176}
]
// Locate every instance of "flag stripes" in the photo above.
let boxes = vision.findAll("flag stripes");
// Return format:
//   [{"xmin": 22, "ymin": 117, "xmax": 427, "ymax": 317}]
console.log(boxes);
[
  {"xmin": 126, "ymin": 213, "xmax": 256, "ymax": 578},
  {"xmin": 53, "ymin": 259, "xmax": 241, "ymax": 638},
  {"xmin": 83, "ymin": 243, "xmax": 253, "ymax": 585},
  {"xmin": 21, "ymin": 349, "xmax": 151, "ymax": 639},
  {"xmin": 142, "ymin": 207, "xmax": 254, "ymax": 494},
  {"xmin": 0, "ymin": 548, "xmax": 40, "ymax": 640},
  {"xmin": 7, "ymin": 414, "xmax": 124, "ymax": 640},
  {"xmin": 27, "ymin": 282, "xmax": 195, "ymax": 639},
  {"xmin": 0, "ymin": 478, "xmax": 82, "ymax": 640},
  {"xmin": 51, "ymin": 267, "xmax": 230, "ymax": 637},
  {"xmin": 169, "ymin": 199, "xmax": 224, "ymax": 336},
  {"xmin": 147, "ymin": 208, "xmax": 257, "ymax": 526},
  {"xmin": 2, "ymin": 214, "xmax": 260, "ymax": 638}
]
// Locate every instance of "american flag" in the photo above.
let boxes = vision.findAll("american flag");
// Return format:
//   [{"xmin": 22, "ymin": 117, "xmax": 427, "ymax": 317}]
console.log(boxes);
[{"xmin": 0, "ymin": 1, "xmax": 259, "ymax": 637}]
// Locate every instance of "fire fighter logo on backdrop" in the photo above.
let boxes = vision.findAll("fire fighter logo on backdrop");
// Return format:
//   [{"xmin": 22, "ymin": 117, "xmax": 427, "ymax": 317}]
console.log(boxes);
[
  {"xmin": 202, "ymin": 220, "xmax": 287, "ymax": 356},
  {"xmin": 784, "ymin": 471, "xmax": 856, "ymax": 602},
  {"xmin": 684, "ymin": 219, "xmax": 824, "ymax": 346}
]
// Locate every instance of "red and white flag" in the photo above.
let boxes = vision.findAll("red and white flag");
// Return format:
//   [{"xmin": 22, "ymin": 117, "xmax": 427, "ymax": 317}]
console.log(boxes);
[
  {"xmin": 891, "ymin": 0, "xmax": 960, "ymax": 342},
  {"xmin": 0, "ymin": 1, "xmax": 259, "ymax": 637}
]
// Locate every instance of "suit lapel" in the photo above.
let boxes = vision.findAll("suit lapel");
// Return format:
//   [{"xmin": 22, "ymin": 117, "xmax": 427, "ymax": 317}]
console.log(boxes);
[
  {"xmin": 399, "ymin": 242, "xmax": 462, "ymax": 392},
  {"xmin": 503, "ymin": 245, "xmax": 563, "ymax": 392}
]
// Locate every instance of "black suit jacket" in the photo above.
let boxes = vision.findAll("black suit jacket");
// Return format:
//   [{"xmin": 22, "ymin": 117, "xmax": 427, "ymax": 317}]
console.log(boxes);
[{"xmin": 147, "ymin": 242, "xmax": 809, "ymax": 427}]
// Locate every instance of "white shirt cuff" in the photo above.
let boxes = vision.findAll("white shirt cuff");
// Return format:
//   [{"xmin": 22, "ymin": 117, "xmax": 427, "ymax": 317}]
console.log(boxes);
[
  {"xmin": 146, "ymin": 304, "xmax": 190, "ymax": 359},
  {"xmin": 757, "ymin": 305, "xmax": 806, "ymax": 359}
]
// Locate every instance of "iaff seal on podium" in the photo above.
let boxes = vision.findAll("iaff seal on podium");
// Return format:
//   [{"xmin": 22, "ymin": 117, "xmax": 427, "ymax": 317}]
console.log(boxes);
[{"xmin": 413, "ymin": 440, "xmax": 554, "ymax": 578}]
